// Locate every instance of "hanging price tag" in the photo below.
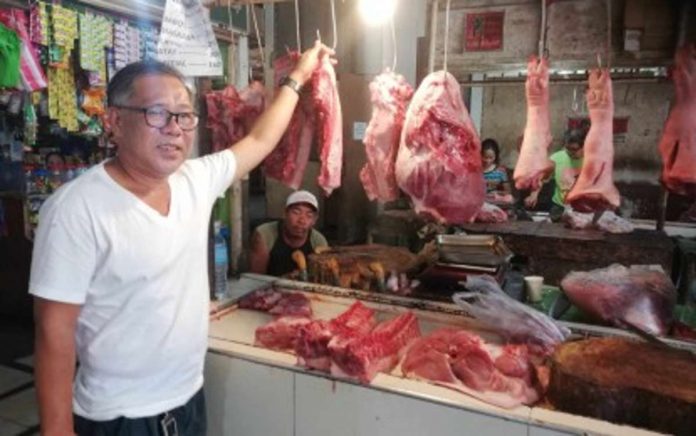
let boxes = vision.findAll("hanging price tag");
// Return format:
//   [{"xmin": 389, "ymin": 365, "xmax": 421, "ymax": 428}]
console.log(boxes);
[{"xmin": 156, "ymin": 0, "xmax": 223, "ymax": 77}]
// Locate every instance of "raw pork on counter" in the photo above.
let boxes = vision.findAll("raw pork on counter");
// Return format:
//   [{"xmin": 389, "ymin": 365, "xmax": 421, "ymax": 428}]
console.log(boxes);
[
  {"xmin": 475, "ymin": 202, "xmax": 508, "ymax": 223},
  {"xmin": 401, "ymin": 328, "xmax": 539, "ymax": 408},
  {"xmin": 395, "ymin": 70, "xmax": 485, "ymax": 224},
  {"xmin": 513, "ymin": 56, "xmax": 554, "ymax": 191},
  {"xmin": 206, "ymin": 81, "xmax": 266, "ymax": 152},
  {"xmin": 360, "ymin": 70, "xmax": 414, "ymax": 202},
  {"xmin": 255, "ymin": 316, "xmax": 312, "ymax": 351},
  {"xmin": 329, "ymin": 311, "xmax": 421, "ymax": 383},
  {"xmin": 295, "ymin": 301, "xmax": 376, "ymax": 371},
  {"xmin": 238, "ymin": 287, "xmax": 313, "ymax": 317},
  {"xmin": 560, "ymin": 264, "xmax": 677, "ymax": 336},
  {"xmin": 658, "ymin": 44, "xmax": 696, "ymax": 197},
  {"xmin": 566, "ymin": 69, "xmax": 620, "ymax": 212}
]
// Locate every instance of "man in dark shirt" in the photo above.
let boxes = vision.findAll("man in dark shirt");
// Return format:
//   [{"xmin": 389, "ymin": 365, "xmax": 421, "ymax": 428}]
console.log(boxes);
[{"xmin": 249, "ymin": 190, "xmax": 328, "ymax": 276}]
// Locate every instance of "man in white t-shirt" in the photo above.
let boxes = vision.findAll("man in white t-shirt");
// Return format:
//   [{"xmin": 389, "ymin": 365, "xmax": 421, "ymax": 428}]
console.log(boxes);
[{"xmin": 30, "ymin": 42, "xmax": 334, "ymax": 436}]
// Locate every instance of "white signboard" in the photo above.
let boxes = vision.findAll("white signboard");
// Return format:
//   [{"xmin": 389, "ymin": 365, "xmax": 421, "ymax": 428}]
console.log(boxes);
[{"xmin": 157, "ymin": 0, "xmax": 223, "ymax": 77}]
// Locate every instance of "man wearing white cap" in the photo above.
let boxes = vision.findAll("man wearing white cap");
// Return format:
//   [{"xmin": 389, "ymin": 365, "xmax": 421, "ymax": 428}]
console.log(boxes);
[{"xmin": 249, "ymin": 190, "xmax": 328, "ymax": 276}]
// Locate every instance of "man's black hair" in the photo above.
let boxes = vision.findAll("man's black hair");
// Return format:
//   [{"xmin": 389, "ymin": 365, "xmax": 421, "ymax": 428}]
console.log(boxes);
[{"xmin": 107, "ymin": 61, "xmax": 190, "ymax": 107}]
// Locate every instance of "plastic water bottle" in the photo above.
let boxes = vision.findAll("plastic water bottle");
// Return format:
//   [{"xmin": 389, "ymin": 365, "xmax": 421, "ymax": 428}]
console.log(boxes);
[{"xmin": 213, "ymin": 221, "xmax": 229, "ymax": 301}]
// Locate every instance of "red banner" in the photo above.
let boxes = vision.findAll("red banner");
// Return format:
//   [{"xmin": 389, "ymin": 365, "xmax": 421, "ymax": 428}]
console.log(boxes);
[{"xmin": 464, "ymin": 12, "xmax": 504, "ymax": 51}]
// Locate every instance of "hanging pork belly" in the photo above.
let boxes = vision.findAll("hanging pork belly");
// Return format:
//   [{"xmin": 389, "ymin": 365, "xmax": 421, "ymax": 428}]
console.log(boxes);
[
  {"xmin": 395, "ymin": 71, "xmax": 485, "ymax": 224},
  {"xmin": 206, "ymin": 81, "xmax": 266, "ymax": 152},
  {"xmin": 513, "ymin": 56, "xmax": 554, "ymax": 191},
  {"xmin": 360, "ymin": 70, "xmax": 414, "ymax": 202},
  {"xmin": 263, "ymin": 51, "xmax": 343, "ymax": 195},
  {"xmin": 659, "ymin": 44, "xmax": 696, "ymax": 198},
  {"xmin": 312, "ymin": 54, "xmax": 343, "ymax": 196},
  {"xmin": 565, "ymin": 68, "xmax": 620, "ymax": 212},
  {"xmin": 264, "ymin": 52, "xmax": 315, "ymax": 190}
]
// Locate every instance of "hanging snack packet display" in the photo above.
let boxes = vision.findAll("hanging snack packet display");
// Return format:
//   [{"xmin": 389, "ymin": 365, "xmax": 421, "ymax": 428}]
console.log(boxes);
[
  {"xmin": 49, "ymin": 4, "xmax": 77, "ymax": 68},
  {"xmin": 48, "ymin": 63, "xmax": 78, "ymax": 132},
  {"xmin": 29, "ymin": 1, "xmax": 50, "ymax": 46},
  {"xmin": 79, "ymin": 12, "xmax": 112, "ymax": 84}
]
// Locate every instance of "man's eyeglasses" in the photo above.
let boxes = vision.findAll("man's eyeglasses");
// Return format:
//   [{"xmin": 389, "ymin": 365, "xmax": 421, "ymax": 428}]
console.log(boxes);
[{"xmin": 115, "ymin": 106, "xmax": 199, "ymax": 131}]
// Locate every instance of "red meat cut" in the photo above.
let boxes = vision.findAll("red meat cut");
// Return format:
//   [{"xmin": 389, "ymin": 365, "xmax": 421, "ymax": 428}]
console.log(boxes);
[
  {"xmin": 402, "ymin": 328, "xmax": 539, "ymax": 408},
  {"xmin": 264, "ymin": 52, "xmax": 315, "ymax": 189},
  {"xmin": 238, "ymin": 287, "xmax": 312, "ymax": 317},
  {"xmin": 206, "ymin": 81, "xmax": 266, "ymax": 152},
  {"xmin": 312, "ymin": 56, "xmax": 343, "ymax": 196},
  {"xmin": 329, "ymin": 311, "xmax": 421, "ymax": 383},
  {"xmin": 360, "ymin": 70, "xmax": 414, "ymax": 202},
  {"xmin": 255, "ymin": 316, "xmax": 312, "ymax": 351},
  {"xmin": 513, "ymin": 56, "xmax": 554, "ymax": 191},
  {"xmin": 295, "ymin": 301, "xmax": 376, "ymax": 371},
  {"xmin": 268, "ymin": 292, "xmax": 313, "ymax": 318},
  {"xmin": 560, "ymin": 264, "xmax": 677, "ymax": 336},
  {"xmin": 238, "ymin": 287, "xmax": 282, "ymax": 311},
  {"xmin": 566, "ymin": 69, "xmax": 620, "ymax": 212},
  {"xmin": 395, "ymin": 71, "xmax": 485, "ymax": 224},
  {"xmin": 659, "ymin": 44, "xmax": 696, "ymax": 197}
]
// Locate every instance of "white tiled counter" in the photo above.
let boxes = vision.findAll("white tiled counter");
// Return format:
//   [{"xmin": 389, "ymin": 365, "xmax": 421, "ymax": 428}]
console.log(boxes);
[{"xmin": 204, "ymin": 275, "xmax": 663, "ymax": 436}]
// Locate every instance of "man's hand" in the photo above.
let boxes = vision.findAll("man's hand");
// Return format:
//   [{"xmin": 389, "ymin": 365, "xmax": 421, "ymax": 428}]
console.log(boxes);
[{"xmin": 289, "ymin": 40, "xmax": 336, "ymax": 86}]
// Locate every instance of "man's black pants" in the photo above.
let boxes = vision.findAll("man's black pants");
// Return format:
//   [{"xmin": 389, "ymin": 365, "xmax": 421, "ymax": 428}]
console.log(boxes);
[{"xmin": 74, "ymin": 388, "xmax": 206, "ymax": 436}]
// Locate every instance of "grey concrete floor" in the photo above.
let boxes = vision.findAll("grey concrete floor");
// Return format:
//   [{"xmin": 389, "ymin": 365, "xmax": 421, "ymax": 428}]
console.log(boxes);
[{"xmin": 0, "ymin": 319, "xmax": 38, "ymax": 435}]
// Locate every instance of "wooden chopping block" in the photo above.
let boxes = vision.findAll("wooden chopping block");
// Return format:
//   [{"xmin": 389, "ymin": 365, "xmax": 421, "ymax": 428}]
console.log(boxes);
[
  {"xmin": 308, "ymin": 244, "xmax": 418, "ymax": 292},
  {"xmin": 546, "ymin": 337, "xmax": 696, "ymax": 435}
]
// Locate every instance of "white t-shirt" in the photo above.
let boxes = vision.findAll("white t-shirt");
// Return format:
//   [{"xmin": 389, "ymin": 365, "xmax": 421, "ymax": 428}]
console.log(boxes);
[{"xmin": 29, "ymin": 150, "xmax": 237, "ymax": 420}]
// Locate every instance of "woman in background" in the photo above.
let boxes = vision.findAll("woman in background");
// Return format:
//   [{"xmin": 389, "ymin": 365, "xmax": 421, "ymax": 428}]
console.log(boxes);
[{"xmin": 481, "ymin": 138, "xmax": 512, "ymax": 203}]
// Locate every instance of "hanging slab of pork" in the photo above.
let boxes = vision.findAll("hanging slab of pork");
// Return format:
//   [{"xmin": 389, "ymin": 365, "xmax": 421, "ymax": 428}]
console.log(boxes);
[
  {"xmin": 547, "ymin": 337, "xmax": 696, "ymax": 435},
  {"xmin": 206, "ymin": 81, "xmax": 266, "ymax": 153},
  {"xmin": 659, "ymin": 44, "xmax": 696, "ymax": 198},
  {"xmin": 566, "ymin": 69, "xmax": 621, "ymax": 212},
  {"xmin": 513, "ymin": 56, "xmax": 554, "ymax": 191},
  {"xmin": 312, "ymin": 55, "xmax": 343, "ymax": 196},
  {"xmin": 360, "ymin": 70, "xmax": 414, "ymax": 202},
  {"xmin": 395, "ymin": 71, "xmax": 485, "ymax": 224},
  {"xmin": 264, "ymin": 51, "xmax": 315, "ymax": 189}
]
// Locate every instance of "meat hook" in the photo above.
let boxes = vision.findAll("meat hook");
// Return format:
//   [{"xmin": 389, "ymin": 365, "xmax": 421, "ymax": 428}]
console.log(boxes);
[
  {"xmin": 294, "ymin": 0, "xmax": 301, "ymax": 51},
  {"xmin": 249, "ymin": 1, "xmax": 265, "ymax": 73},
  {"xmin": 443, "ymin": 0, "xmax": 452, "ymax": 73},
  {"xmin": 390, "ymin": 14, "xmax": 398, "ymax": 72},
  {"xmin": 330, "ymin": 0, "xmax": 338, "ymax": 50}
]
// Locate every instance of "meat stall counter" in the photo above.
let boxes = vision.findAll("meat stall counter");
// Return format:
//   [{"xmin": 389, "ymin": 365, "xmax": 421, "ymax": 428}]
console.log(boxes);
[{"xmin": 205, "ymin": 273, "xmax": 680, "ymax": 436}]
